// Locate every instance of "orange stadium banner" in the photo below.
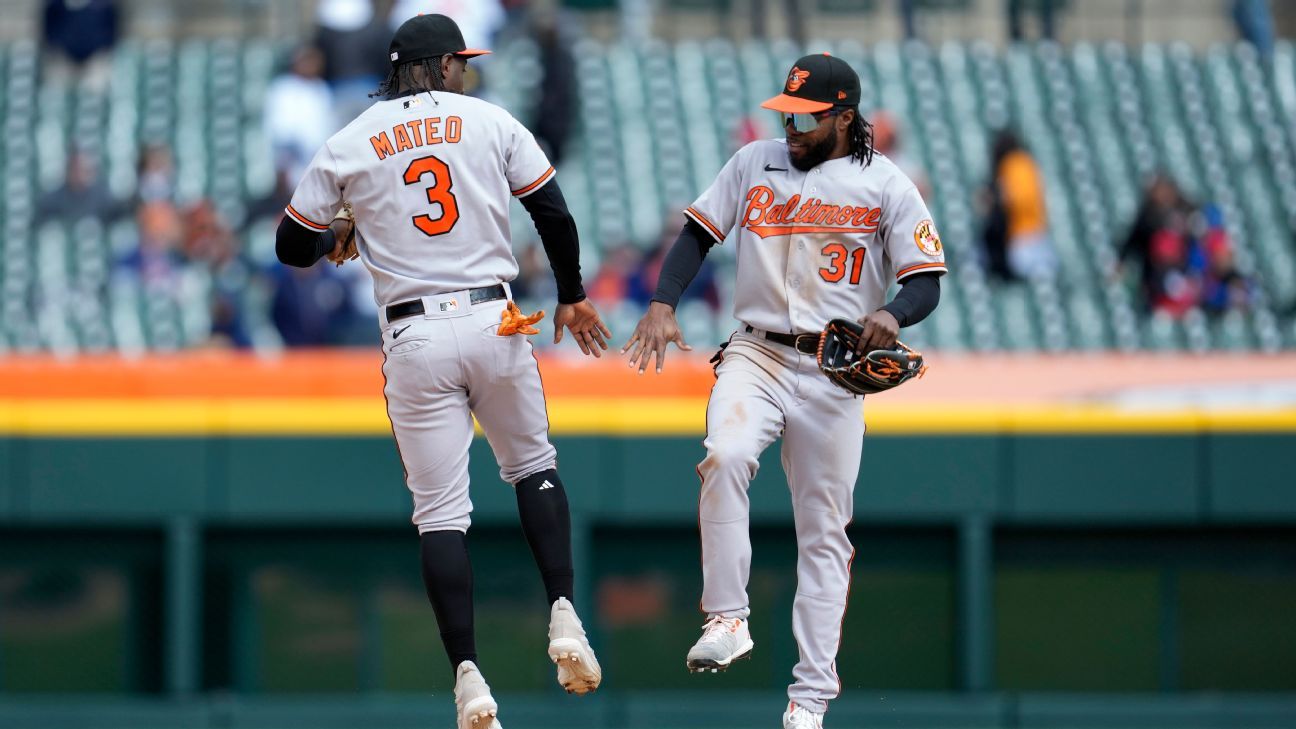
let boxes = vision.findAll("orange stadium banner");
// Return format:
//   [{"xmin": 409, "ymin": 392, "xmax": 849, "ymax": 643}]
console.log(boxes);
[{"xmin": 1, "ymin": 351, "xmax": 1295, "ymax": 435}]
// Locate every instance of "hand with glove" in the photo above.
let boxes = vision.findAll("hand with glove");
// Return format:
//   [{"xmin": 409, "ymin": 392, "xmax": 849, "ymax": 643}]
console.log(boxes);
[
  {"xmin": 325, "ymin": 202, "xmax": 359, "ymax": 267},
  {"xmin": 816, "ymin": 318, "xmax": 927, "ymax": 396}
]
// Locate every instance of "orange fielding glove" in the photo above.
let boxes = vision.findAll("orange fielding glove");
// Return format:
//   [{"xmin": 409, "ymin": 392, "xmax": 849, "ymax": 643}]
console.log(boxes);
[{"xmin": 497, "ymin": 300, "xmax": 545, "ymax": 336}]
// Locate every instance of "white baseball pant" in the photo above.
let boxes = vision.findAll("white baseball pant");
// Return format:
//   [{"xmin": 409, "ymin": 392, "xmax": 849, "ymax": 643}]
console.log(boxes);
[
  {"xmin": 698, "ymin": 329, "xmax": 863, "ymax": 713},
  {"xmin": 379, "ymin": 286, "xmax": 557, "ymax": 533}
]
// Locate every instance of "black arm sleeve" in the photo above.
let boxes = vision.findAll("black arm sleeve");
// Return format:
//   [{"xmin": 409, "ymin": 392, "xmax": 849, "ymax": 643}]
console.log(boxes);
[
  {"xmin": 275, "ymin": 216, "xmax": 337, "ymax": 268},
  {"xmin": 880, "ymin": 272, "xmax": 941, "ymax": 327},
  {"xmin": 650, "ymin": 220, "xmax": 717, "ymax": 309},
  {"xmin": 518, "ymin": 181, "xmax": 586, "ymax": 304}
]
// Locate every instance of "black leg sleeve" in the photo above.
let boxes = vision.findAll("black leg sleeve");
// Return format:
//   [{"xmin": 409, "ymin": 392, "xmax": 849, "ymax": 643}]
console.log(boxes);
[
  {"xmin": 419, "ymin": 530, "xmax": 478, "ymax": 673},
  {"xmin": 515, "ymin": 469, "xmax": 575, "ymax": 605}
]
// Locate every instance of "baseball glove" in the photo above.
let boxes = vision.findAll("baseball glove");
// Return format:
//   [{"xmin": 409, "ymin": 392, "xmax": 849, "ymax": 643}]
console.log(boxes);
[
  {"xmin": 327, "ymin": 202, "xmax": 359, "ymax": 267},
  {"xmin": 816, "ymin": 318, "xmax": 927, "ymax": 396},
  {"xmin": 497, "ymin": 300, "xmax": 545, "ymax": 336}
]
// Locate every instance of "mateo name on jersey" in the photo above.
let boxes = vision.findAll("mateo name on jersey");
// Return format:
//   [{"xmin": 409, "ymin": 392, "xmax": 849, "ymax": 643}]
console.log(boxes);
[
  {"xmin": 369, "ymin": 116, "xmax": 463, "ymax": 161},
  {"xmin": 742, "ymin": 187, "xmax": 883, "ymax": 239}
]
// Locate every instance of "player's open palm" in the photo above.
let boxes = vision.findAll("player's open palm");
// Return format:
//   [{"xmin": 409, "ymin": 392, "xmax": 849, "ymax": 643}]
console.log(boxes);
[
  {"xmin": 554, "ymin": 299, "xmax": 612, "ymax": 357},
  {"xmin": 622, "ymin": 301, "xmax": 693, "ymax": 374}
]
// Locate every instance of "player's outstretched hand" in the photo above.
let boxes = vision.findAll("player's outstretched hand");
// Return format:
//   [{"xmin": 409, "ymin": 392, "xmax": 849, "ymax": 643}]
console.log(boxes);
[
  {"xmin": 856, "ymin": 309, "xmax": 899, "ymax": 353},
  {"xmin": 553, "ymin": 299, "xmax": 612, "ymax": 357},
  {"xmin": 621, "ymin": 301, "xmax": 692, "ymax": 374}
]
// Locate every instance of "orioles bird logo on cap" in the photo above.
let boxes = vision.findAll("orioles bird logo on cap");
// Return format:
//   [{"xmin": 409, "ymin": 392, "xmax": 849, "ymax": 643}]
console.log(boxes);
[{"xmin": 786, "ymin": 67, "xmax": 810, "ymax": 92}]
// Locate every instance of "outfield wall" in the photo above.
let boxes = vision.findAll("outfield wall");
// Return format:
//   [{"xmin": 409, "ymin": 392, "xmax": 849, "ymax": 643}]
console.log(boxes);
[{"xmin": 2, "ymin": 352, "xmax": 1295, "ymax": 728}]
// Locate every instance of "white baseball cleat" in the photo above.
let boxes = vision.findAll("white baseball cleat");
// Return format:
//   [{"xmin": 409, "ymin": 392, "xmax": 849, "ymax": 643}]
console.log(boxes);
[
  {"xmin": 453, "ymin": 660, "xmax": 501, "ymax": 729},
  {"xmin": 782, "ymin": 701, "xmax": 825, "ymax": 728},
  {"xmin": 685, "ymin": 614, "xmax": 754, "ymax": 673},
  {"xmin": 547, "ymin": 597, "xmax": 603, "ymax": 695}
]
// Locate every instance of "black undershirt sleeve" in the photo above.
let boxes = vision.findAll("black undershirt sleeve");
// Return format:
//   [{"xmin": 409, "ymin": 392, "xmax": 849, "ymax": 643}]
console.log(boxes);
[
  {"xmin": 518, "ymin": 181, "xmax": 586, "ymax": 304},
  {"xmin": 275, "ymin": 215, "xmax": 336, "ymax": 268},
  {"xmin": 880, "ymin": 272, "xmax": 941, "ymax": 327},
  {"xmin": 651, "ymin": 220, "xmax": 717, "ymax": 309}
]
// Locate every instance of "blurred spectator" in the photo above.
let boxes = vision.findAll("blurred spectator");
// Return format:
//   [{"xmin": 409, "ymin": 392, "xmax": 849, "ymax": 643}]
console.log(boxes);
[
  {"xmin": 246, "ymin": 168, "xmax": 296, "ymax": 225},
  {"xmin": 1145, "ymin": 227, "xmax": 1199, "ymax": 318},
  {"xmin": 314, "ymin": 0, "xmax": 390, "ymax": 124},
  {"xmin": 136, "ymin": 144, "xmax": 176, "ymax": 204},
  {"xmin": 42, "ymin": 0, "xmax": 118, "ymax": 89},
  {"xmin": 118, "ymin": 200, "xmax": 185, "ymax": 288},
  {"xmin": 529, "ymin": 14, "xmax": 578, "ymax": 166},
  {"xmin": 588, "ymin": 244, "xmax": 640, "ymax": 309},
  {"xmin": 184, "ymin": 201, "xmax": 253, "ymax": 348},
  {"xmin": 510, "ymin": 242, "xmax": 558, "ymax": 302},
  {"xmin": 1121, "ymin": 175, "xmax": 1192, "ymax": 310},
  {"xmin": 269, "ymin": 264, "xmax": 356, "ymax": 347},
  {"xmin": 1008, "ymin": 0, "xmax": 1057, "ymax": 41},
  {"xmin": 1233, "ymin": 0, "xmax": 1275, "ymax": 58},
  {"xmin": 264, "ymin": 46, "xmax": 336, "ymax": 185},
  {"xmin": 628, "ymin": 228, "xmax": 720, "ymax": 312},
  {"xmin": 899, "ymin": 0, "xmax": 917, "ymax": 40},
  {"xmin": 750, "ymin": 0, "xmax": 806, "ymax": 45},
  {"xmin": 732, "ymin": 115, "xmax": 766, "ymax": 153},
  {"xmin": 1200, "ymin": 219, "xmax": 1253, "ymax": 314},
  {"xmin": 1120, "ymin": 178, "xmax": 1252, "ymax": 317},
  {"xmin": 984, "ymin": 129, "xmax": 1056, "ymax": 282},
  {"xmin": 39, "ymin": 152, "xmax": 126, "ymax": 223},
  {"xmin": 871, "ymin": 111, "xmax": 928, "ymax": 199}
]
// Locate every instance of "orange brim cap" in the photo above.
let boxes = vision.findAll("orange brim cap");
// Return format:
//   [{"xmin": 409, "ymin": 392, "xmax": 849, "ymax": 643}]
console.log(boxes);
[
  {"xmin": 760, "ymin": 93, "xmax": 833, "ymax": 113},
  {"xmin": 454, "ymin": 49, "xmax": 492, "ymax": 57}
]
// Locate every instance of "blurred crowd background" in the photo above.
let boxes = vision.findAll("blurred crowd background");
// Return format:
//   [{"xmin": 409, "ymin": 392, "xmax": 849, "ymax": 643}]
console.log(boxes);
[{"xmin": 3, "ymin": 0, "xmax": 1296, "ymax": 355}]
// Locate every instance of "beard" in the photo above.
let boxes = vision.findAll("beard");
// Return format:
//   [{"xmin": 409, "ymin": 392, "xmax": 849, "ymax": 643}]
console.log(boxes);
[{"xmin": 789, "ymin": 130, "xmax": 838, "ymax": 171}]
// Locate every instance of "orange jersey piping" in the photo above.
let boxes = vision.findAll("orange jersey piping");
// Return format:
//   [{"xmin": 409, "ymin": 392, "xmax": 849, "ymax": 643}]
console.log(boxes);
[{"xmin": 511, "ymin": 166, "xmax": 556, "ymax": 197}]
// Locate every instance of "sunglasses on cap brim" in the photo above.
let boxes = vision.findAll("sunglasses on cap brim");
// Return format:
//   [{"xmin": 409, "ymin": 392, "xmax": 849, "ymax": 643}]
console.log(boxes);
[{"xmin": 780, "ymin": 109, "xmax": 842, "ymax": 133}]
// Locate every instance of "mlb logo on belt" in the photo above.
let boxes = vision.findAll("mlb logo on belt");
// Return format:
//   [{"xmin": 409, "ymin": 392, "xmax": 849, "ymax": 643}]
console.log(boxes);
[{"xmin": 439, "ymin": 299, "xmax": 459, "ymax": 312}]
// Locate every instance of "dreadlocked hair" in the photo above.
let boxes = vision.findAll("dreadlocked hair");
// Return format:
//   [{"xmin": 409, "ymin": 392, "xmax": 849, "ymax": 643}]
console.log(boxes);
[
  {"xmin": 371, "ymin": 56, "xmax": 448, "ymax": 99},
  {"xmin": 847, "ymin": 108, "xmax": 875, "ymax": 166}
]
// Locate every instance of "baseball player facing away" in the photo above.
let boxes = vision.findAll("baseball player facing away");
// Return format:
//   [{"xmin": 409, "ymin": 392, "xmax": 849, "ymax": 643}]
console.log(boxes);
[
  {"xmin": 623, "ymin": 53, "xmax": 945, "ymax": 728},
  {"xmin": 274, "ymin": 15, "xmax": 611, "ymax": 729}
]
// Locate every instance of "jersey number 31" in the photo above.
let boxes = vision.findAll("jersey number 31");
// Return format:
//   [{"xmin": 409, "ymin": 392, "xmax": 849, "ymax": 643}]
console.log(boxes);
[
  {"xmin": 404, "ymin": 154, "xmax": 459, "ymax": 236},
  {"xmin": 819, "ymin": 242, "xmax": 866, "ymax": 285}
]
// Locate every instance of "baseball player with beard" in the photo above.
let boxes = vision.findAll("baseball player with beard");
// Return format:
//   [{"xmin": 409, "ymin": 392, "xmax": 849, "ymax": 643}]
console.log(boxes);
[
  {"xmin": 622, "ymin": 53, "xmax": 946, "ymax": 728},
  {"xmin": 274, "ymin": 14, "xmax": 609, "ymax": 729}
]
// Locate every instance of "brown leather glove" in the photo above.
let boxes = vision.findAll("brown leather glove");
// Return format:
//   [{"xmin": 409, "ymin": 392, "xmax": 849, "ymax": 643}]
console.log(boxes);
[{"xmin": 326, "ymin": 202, "xmax": 359, "ymax": 267}]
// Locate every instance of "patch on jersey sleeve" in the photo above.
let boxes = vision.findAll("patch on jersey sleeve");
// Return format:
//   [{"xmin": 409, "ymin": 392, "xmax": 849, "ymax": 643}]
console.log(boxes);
[{"xmin": 914, "ymin": 219, "xmax": 942, "ymax": 256}]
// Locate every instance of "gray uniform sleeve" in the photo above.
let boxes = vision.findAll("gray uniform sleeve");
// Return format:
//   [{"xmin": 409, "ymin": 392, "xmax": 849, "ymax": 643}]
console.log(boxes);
[
  {"xmin": 882, "ymin": 177, "xmax": 947, "ymax": 282},
  {"xmin": 285, "ymin": 143, "xmax": 344, "ymax": 233},
  {"xmin": 683, "ymin": 144, "xmax": 753, "ymax": 244}
]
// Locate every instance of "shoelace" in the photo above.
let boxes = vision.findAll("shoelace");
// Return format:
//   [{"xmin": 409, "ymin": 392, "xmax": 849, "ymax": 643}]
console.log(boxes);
[{"xmin": 697, "ymin": 615, "xmax": 739, "ymax": 645}]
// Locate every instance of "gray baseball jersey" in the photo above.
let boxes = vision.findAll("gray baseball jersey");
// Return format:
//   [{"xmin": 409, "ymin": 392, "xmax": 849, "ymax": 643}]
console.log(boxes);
[
  {"xmin": 286, "ymin": 92, "xmax": 555, "ymax": 309},
  {"xmin": 284, "ymin": 89, "xmax": 559, "ymax": 532},
  {"xmin": 684, "ymin": 139, "xmax": 946, "ymax": 333},
  {"xmin": 686, "ymin": 139, "xmax": 945, "ymax": 713}
]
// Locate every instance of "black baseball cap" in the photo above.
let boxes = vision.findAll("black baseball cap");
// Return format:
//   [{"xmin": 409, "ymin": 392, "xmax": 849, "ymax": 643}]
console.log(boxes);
[
  {"xmin": 389, "ymin": 13, "xmax": 490, "ymax": 67},
  {"xmin": 761, "ymin": 53, "xmax": 861, "ymax": 113}
]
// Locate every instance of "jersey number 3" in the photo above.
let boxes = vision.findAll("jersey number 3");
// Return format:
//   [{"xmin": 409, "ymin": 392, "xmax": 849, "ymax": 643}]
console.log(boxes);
[
  {"xmin": 819, "ymin": 242, "xmax": 866, "ymax": 284},
  {"xmin": 404, "ymin": 155, "xmax": 459, "ymax": 236}
]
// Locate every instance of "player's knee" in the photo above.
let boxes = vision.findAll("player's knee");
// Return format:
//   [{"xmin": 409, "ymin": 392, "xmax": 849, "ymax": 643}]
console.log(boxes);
[{"xmin": 701, "ymin": 439, "xmax": 760, "ymax": 481}]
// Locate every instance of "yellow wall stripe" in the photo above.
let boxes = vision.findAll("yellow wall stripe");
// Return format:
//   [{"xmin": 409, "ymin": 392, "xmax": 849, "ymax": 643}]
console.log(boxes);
[{"xmin": 1, "ymin": 398, "xmax": 1295, "ymax": 436}]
